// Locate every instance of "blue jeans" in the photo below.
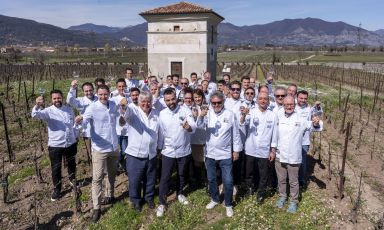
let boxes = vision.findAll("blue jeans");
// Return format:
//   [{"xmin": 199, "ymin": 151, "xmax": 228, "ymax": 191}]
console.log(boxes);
[
  {"xmin": 118, "ymin": 135, "xmax": 128, "ymax": 161},
  {"xmin": 126, "ymin": 155, "xmax": 157, "ymax": 205},
  {"xmin": 299, "ymin": 145, "xmax": 309, "ymax": 184},
  {"xmin": 205, "ymin": 157, "xmax": 233, "ymax": 207}
]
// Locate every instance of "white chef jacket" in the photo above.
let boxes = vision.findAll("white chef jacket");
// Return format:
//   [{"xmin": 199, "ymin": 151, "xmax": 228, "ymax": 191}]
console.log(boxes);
[
  {"xmin": 224, "ymin": 97, "xmax": 247, "ymax": 144},
  {"xmin": 31, "ymin": 105, "xmax": 77, "ymax": 148},
  {"xmin": 82, "ymin": 100, "xmax": 119, "ymax": 153},
  {"xmin": 295, "ymin": 104, "xmax": 312, "ymax": 146},
  {"xmin": 110, "ymin": 94, "xmax": 129, "ymax": 137},
  {"xmin": 123, "ymin": 105, "xmax": 160, "ymax": 160},
  {"xmin": 191, "ymin": 105, "xmax": 207, "ymax": 145},
  {"xmin": 276, "ymin": 111, "xmax": 323, "ymax": 164},
  {"xmin": 66, "ymin": 87, "xmax": 98, "ymax": 137},
  {"xmin": 242, "ymin": 107, "xmax": 278, "ymax": 158},
  {"xmin": 208, "ymin": 81, "xmax": 217, "ymax": 95},
  {"xmin": 197, "ymin": 108, "xmax": 243, "ymax": 160},
  {"xmin": 158, "ymin": 105, "xmax": 196, "ymax": 158}
]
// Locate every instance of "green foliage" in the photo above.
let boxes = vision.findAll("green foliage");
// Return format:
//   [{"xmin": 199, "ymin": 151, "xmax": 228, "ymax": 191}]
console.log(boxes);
[{"xmin": 8, "ymin": 166, "xmax": 34, "ymax": 185}]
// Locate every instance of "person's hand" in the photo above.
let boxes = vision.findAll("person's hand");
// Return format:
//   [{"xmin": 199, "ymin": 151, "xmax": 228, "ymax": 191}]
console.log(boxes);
[
  {"xmin": 312, "ymin": 116, "xmax": 320, "ymax": 126},
  {"xmin": 75, "ymin": 115, "xmax": 83, "ymax": 124},
  {"xmin": 71, "ymin": 80, "xmax": 78, "ymax": 89},
  {"xmin": 35, "ymin": 96, "xmax": 44, "ymax": 107},
  {"xmin": 267, "ymin": 73, "xmax": 273, "ymax": 83},
  {"xmin": 232, "ymin": 152, "xmax": 239, "ymax": 161},
  {"xmin": 240, "ymin": 106, "xmax": 249, "ymax": 116},
  {"xmin": 182, "ymin": 120, "xmax": 191, "ymax": 130},
  {"xmin": 120, "ymin": 98, "xmax": 128, "ymax": 106},
  {"xmin": 268, "ymin": 151, "xmax": 276, "ymax": 162}
]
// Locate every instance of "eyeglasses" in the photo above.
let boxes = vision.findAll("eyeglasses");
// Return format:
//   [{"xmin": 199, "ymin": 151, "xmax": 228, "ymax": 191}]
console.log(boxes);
[
  {"xmin": 275, "ymin": 94, "xmax": 286, "ymax": 98},
  {"xmin": 231, "ymin": 88, "xmax": 241, "ymax": 92},
  {"xmin": 211, "ymin": 101, "xmax": 223, "ymax": 105},
  {"xmin": 245, "ymin": 92, "xmax": 254, "ymax": 95}
]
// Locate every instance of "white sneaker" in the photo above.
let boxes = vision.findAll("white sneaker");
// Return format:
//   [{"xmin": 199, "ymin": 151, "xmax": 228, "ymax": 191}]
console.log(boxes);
[
  {"xmin": 177, "ymin": 194, "xmax": 189, "ymax": 205},
  {"xmin": 206, "ymin": 200, "xmax": 219, "ymax": 209},
  {"xmin": 226, "ymin": 206, "xmax": 234, "ymax": 217},
  {"xmin": 156, "ymin": 205, "xmax": 165, "ymax": 217}
]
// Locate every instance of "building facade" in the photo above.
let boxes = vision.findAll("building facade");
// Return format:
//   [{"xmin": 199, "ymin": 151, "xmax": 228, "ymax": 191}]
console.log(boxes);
[{"xmin": 140, "ymin": 2, "xmax": 224, "ymax": 81}]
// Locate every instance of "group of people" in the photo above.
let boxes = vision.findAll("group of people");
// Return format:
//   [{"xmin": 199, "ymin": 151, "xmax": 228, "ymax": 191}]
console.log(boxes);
[{"xmin": 32, "ymin": 67, "xmax": 323, "ymax": 223}]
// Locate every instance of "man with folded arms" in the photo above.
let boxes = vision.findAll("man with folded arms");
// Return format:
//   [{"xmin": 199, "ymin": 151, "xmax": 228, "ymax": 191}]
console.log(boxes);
[
  {"xmin": 156, "ymin": 88, "xmax": 196, "ymax": 217},
  {"xmin": 198, "ymin": 91, "xmax": 242, "ymax": 218}
]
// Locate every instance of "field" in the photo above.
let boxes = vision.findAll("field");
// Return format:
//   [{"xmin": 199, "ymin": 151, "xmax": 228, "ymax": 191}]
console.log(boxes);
[{"xmin": 0, "ymin": 53, "xmax": 384, "ymax": 229}]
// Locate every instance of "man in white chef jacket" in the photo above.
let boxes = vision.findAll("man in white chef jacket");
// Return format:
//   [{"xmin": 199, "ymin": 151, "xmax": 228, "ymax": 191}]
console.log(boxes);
[
  {"xmin": 156, "ymin": 88, "xmax": 197, "ymax": 217},
  {"xmin": 67, "ymin": 80, "xmax": 98, "ymax": 163},
  {"xmin": 120, "ymin": 91, "xmax": 161, "ymax": 213},
  {"xmin": 275, "ymin": 96, "xmax": 322, "ymax": 213},
  {"xmin": 240, "ymin": 92, "xmax": 278, "ymax": 203},
  {"xmin": 198, "ymin": 91, "xmax": 243, "ymax": 218},
  {"xmin": 32, "ymin": 90, "xmax": 78, "ymax": 202},
  {"xmin": 75, "ymin": 85, "xmax": 120, "ymax": 223}
]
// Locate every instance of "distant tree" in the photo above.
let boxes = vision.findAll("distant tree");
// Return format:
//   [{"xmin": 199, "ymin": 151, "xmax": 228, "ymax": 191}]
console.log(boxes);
[
  {"xmin": 380, "ymin": 46, "xmax": 384, "ymax": 52},
  {"xmin": 104, "ymin": 43, "xmax": 111, "ymax": 57}
]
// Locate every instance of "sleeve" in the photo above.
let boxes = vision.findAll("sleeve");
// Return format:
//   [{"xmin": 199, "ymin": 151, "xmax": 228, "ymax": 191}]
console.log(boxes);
[
  {"xmin": 157, "ymin": 117, "xmax": 164, "ymax": 150},
  {"xmin": 185, "ymin": 108, "xmax": 196, "ymax": 134},
  {"xmin": 81, "ymin": 104, "xmax": 93, "ymax": 126},
  {"xmin": 66, "ymin": 87, "xmax": 82, "ymax": 109},
  {"xmin": 270, "ymin": 114, "xmax": 278, "ymax": 148},
  {"xmin": 196, "ymin": 115, "xmax": 206, "ymax": 129},
  {"xmin": 31, "ymin": 106, "xmax": 49, "ymax": 120},
  {"xmin": 232, "ymin": 113, "xmax": 243, "ymax": 152},
  {"xmin": 123, "ymin": 103, "xmax": 134, "ymax": 121}
]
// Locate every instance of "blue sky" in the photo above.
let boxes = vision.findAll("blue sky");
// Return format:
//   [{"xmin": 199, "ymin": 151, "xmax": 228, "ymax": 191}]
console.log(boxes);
[{"xmin": 0, "ymin": 0, "xmax": 382, "ymax": 31}]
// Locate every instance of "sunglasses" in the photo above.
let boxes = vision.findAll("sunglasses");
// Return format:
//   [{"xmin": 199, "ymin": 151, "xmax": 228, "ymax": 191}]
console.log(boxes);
[
  {"xmin": 231, "ymin": 88, "xmax": 241, "ymax": 92},
  {"xmin": 275, "ymin": 94, "xmax": 286, "ymax": 98},
  {"xmin": 245, "ymin": 92, "xmax": 254, "ymax": 95},
  {"xmin": 180, "ymin": 82, "xmax": 188, "ymax": 85},
  {"xmin": 211, "ymin": 101, "xmax": 223, "ymax": 105}
]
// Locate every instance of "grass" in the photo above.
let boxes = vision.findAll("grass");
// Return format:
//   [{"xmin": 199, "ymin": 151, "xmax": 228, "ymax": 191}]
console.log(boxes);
[
  {"xmin": 217, "ymin": 50, "xmax": 315, "ymax": 63},
  {"xmin": 8, "ymin": 166, "xmax": 34, "ymax": 185},
  {"xmin": 89, "ymin": 188, "xmax": 332, "ymax": 230}
]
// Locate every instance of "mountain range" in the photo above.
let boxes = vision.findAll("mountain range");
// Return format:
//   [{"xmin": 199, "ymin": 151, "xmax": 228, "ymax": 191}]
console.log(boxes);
[{"xmin": 1, "ymin": 14, "xmax": 383, "ymax": 47}]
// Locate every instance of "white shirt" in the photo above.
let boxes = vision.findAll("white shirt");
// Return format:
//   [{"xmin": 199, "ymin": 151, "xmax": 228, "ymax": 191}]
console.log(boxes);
[
  {"xmin": 224, "ymin": 97, "xmax": 247, "ymax": 144},
  {"xmin": 158, "ymin": 105, "xmax": 196, "ymax": 158},
  {"xmin": 295, "ymin": 104, "xmax": 312, "ymax": 146},
  {"xmin": 276, "ymin": 111, "xmax": 323, "ymax": 164},
  {"xmin": 123, "ymin": 105, "xmax": 161, "ymax": 160},
  {"xmin": 110, "ymin": 94, "xmax": 129, "ymax": 136},
  {"xmin": 197, "ymin": 108, "xmax": 243, "ymax": 160},
  {"xmin": 66, "ymin": 87, "xmax": 98, "ymax": 137},
  {"xmin": 32, "ymin": 105, "xmax": 77, "ymax": 148},
  {"xmin": 191, "ymin": 105, "xmax": 207, "ymax": 145},
  {"xmin": 242, "ymin": 108, "xmax": 278, "ymax": 158},
  {"xmin": 82, "ymin": 100, "xmax": 119, "ymax": 153}
]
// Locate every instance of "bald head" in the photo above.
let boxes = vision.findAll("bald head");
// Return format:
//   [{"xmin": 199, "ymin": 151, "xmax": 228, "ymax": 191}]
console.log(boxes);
[{"xmin": 257, "ymin": 92, "xmax": 269, "ymax": 111}]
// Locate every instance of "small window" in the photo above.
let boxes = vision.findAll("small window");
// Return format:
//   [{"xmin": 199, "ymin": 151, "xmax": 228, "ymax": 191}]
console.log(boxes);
[{"xmin": 174, "ymin": 25, "xmax": 180, "ymax": 32}]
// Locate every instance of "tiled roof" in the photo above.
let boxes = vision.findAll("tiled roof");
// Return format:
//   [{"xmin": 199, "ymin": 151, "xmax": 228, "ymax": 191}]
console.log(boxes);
[{"xmin": 140, "ymin": 1, "xmax": 224, "ymax": 19}]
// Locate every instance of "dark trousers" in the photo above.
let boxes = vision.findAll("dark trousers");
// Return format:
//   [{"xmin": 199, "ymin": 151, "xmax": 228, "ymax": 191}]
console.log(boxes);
[
  {"xmin": 299, "ymin": 145, "xmax": 309, "ymax": 185},
  {"xmin": 245, "ymin": 155, "xmax": 269, "ymax": 198},
  {"xmin": 233, "ymin": 151, "xmax": 245, "ymax": 186},
  {"xmin": 48, "ymin": 143, "xmax": 77, "ymax": 192},
  {"xmin": 206, "ymin": 157, "xmax": 233, "ymax": 207},
  {"xmin": 126, "ymin": 155, "xmax": 157, "ymax": 205},
  {"xmin": 159, "ymin": 155, "xmax": 190, "ymax": 205}
]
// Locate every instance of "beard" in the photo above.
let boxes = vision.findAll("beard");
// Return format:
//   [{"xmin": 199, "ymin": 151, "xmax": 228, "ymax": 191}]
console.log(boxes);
[{"xmin": 54, "ymin": 101, "xmax": 62, "ymax": 108}]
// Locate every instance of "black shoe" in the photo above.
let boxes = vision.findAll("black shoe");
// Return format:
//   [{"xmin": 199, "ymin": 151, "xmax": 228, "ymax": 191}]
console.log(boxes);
[
  {"xmin": 147, "ymin": 200, "xmax": 155, "ymax": 209},
  {"xmin": 101, "ymin": 197, "xmax": 115, "ymax": 205},
  {"xmin": 92, "ymin": 209, "xmax": 101, "ymax": 223},
  {"xmin": 133, "ymin": 203, "xmax": 142, "ymax": 212},
  {"xmin": 51, "ymin": 190, "xmax": 60, "ymax": 201}
]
